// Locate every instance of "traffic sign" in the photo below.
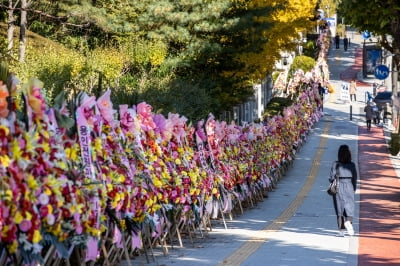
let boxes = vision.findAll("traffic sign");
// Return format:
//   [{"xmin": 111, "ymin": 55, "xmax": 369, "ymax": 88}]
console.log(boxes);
[
  {"xmin": 362, "ymin": 31, "xmax": 371, "ymax": 39},
  {"xmin": 374, "ymin": 65, "xmax": 390, "ymax": 80}
]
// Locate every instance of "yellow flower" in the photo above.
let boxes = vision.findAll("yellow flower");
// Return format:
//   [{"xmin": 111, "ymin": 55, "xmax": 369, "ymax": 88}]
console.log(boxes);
[
  {"xmin": 115, "ymin": 193, "xmax": 121, "ymax": 202},
  {"xmin": 120, "ymin": 219, "xmax": 126, "ymax": 230},
  {"xmin": 27, "ymin": 175, "xmax": 38, "ymax": 190},
  {"xmin": 57, "ymin": 161, "xmax": 67, "ymax": 170},
  {"xmin": 32, "ymin": 230, "xmax": 42, "ymax": 243},
  {"xmin": 25, "ymin": 212, "xmax": 32, "ymax": 221},
  {"xmin": 189, "ymin": 172, "xmax": 197, "ymax": 183},
  {"xmin": 174, "ymin": 176, "xmax": 182, "ymax": 186},
  {"xmin": 2, "ymin": 189, "xmax": 12, "ymax": 201},
  {"xmin": 70, "ymin": 205, "xmax": 76, "ymax": 213},
  {"xmin": 11, "ymin": 139, "xmax": 22, "ymax": 160},
  {"xmin": 42, "ymin": 142, "xmax": 50, "ymax": 153},
  {"xmin": 145, "ymin": 198, "xmax": 153, "ymax": 207},
  {"xmin": 133, "ymin": 214, "xmax": 146, "ymax": 223},
  {"xmin": 0, "ymin": 155, "xmax": 10, "ymax": 167},
  {"xmin": 8, "ymin": 240, "xmax": 18, "ymax": 254},
  {"xmin": 94, "ymin": 138, "xmax": 102, "ymax": 153},
  {"xmin": 153, "ymin": 178, "xmax": 162, "ymax": 188},
  {"xmin": 0, "ymin": 125, "xmax": 9, "ymax": 135},
  {"xmin": 175, "ymin": 158, "xmax": 181, "ymax": 165},
  {"xmin": 44, "ymin": 187, "xmax": 52, "ymax": 196},
  {"xmin": 42, "ymin": 130, "xmax": 50, "ymax": 140},
  {"xmin": 65, "ymin": 147, "xmax": 78, "ymax": 161},
  {"xmin": 14, "ymin": 212, "xmax": 23, "ymax": 224}
]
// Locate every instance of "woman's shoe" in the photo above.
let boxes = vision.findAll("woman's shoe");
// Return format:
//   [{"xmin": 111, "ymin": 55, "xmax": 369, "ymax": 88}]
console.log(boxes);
[
  {"xmin": 344, "ymin": 221, "xmax": 354, "ymax": 236},
  {"xmin": 336, "ymin": 230, "xmax": 345, "ymax": 237}
]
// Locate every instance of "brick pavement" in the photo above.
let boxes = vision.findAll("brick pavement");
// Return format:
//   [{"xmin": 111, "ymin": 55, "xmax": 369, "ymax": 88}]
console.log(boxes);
[{"xmin": 358, "ymin": 126, "xmax": 400, "ymax": 265}]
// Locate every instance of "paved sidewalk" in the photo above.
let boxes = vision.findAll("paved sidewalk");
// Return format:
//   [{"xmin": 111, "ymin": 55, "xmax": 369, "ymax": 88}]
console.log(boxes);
[
  {"xmin": 358, "ymin": 126, "xmax": 400, "ymax": 265},
  {"xmin": 122, "ymin": 30, "xmax": 400, "ymax": 266}
]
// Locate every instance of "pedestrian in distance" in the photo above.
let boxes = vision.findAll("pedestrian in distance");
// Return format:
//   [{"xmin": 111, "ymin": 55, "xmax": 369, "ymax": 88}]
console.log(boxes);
[
  {"xmin": 364, "ymin": 101, "xmax": 374, "ymax": 130},
  {"xmin": 372, "ymin": 102, "xmax": 380, "ymax": 125},
  {"xmin": 318, "ymin": 82, "xmax": 325, "ymax": 112},
  {"xmin": 335, "ymin": 34, "xmax": 340, "ymax": 49},
  {"xmin": 329, "ymin": 144, "xmax": 357, "ymax": 237},
  {"xmin": 349, "ymin": 79, "xmax": 357, "ymax": 102},
  {"xmin": 343, "ymin": 35, "xmax": 348, "ymax": 51}
]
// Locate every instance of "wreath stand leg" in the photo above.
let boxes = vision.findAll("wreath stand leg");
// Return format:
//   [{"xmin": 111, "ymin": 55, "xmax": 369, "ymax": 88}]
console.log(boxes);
[
  {"xmin": 218, "ymin": 198, "xmax": 228, "ymax": 229},
  {"xmin": 143, "ymin": 224, "xmax": 155, "ymax": 262}
]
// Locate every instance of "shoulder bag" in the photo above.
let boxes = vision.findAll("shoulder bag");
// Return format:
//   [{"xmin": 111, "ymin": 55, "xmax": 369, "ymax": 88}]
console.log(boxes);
[{"xmin": 327, "ymin": 163, "xmax": 340, "ymax": 196}]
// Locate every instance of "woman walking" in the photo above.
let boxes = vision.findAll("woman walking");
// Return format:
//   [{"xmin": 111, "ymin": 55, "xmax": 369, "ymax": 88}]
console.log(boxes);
[
  {"xmin": 329, "ymin": 144, "xmax": 357, "ymax": 237},
  {"xmin": 349, "ymin": 79, "xmax": 357, "ymax": 102}
]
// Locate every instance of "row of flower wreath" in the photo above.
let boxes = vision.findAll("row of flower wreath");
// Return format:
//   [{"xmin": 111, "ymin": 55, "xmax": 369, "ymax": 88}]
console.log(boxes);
[{"xmin": 0, "ymin": 64, "xmax": 324, "ymax": 263}]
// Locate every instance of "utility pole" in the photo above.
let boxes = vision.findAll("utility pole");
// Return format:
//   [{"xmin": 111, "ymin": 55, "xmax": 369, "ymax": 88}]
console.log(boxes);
[{"xmin": 393, "ymin": 51, "xmax": 399, "ymax": 133}]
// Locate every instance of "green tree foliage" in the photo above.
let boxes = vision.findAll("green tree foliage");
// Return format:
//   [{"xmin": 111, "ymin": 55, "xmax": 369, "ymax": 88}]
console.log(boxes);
[
  {"xmin": 338, "ymin": 1, "xmax": 400, "ymax": 57},
  {"xmin": 1, "ymin": 0, "xmax": 320, "ymax": 121}
]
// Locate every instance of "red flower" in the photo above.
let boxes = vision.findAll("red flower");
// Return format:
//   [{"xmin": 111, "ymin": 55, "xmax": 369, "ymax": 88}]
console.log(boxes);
[{"xmin": 61, "ymin": 208, "xmax": 71, "ymax": 218}]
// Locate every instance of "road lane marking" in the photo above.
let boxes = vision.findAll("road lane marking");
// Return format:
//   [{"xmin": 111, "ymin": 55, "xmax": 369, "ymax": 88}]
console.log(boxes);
[{"xmin": 219, "ymin": 119, "xmax": 332, "ymax": 266}]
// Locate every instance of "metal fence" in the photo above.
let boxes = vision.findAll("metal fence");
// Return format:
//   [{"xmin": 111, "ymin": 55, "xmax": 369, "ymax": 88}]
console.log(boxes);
[{"xmin": 219, "ymin": 73, "xmax": 274, "ymax": 125}]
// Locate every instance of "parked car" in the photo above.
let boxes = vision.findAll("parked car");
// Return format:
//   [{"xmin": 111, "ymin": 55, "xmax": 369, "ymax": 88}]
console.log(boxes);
[{"xmin": 373, "ymin": 91, "xmax": 392, "ymax": 110}]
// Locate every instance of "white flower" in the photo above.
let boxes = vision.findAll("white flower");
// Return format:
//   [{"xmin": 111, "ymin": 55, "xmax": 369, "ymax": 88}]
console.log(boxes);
[
  {"xmin": 39, "ymin": 193, "xmax": 49, "ymax": 205},
  {"xmin": 46, "ymin": 214, "xmax": 55, "ymax": 225}
]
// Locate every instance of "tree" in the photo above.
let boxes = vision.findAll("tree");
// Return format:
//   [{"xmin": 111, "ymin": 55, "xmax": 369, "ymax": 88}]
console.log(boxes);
[
  {"xmin": 18, "ymin": 0, "xmax": 30, "ymax": 62},
  {"xmin": 6, "ymin": 0, "xmax": 19, "ymax": 53},
  {"xmin": 231, "ymin": 0, "xmax": 318, "ymax": 82},
  {"xmin": 338, "ymin": 1, "xmax": 400, "ymax": 62},
  {"xmin": 2, "ymin": 0, "xmax": 320, "ymax": 121},
  {"xmin": 339, "ymin": 0, "xmax": 400, "ymax": 131}
]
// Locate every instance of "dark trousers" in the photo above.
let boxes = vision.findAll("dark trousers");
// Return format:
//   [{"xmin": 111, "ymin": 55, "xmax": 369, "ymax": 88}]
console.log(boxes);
[
  {"xmin": 374, "ymin": 115, "xmax": 380, "ymax": 125},
  {"xmin": 366, "ymin": 119, "xmax": 372, "ymax": 130},
  {"xmin": 350, "ymin": 94, "xmax": 356, "ymax": 101}
]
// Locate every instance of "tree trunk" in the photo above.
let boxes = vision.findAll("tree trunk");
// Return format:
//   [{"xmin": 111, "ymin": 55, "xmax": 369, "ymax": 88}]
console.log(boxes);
[
  {"xmin": 18, "ymin": 0, "xmax": 28, "ymax": 62},
  {"xmin": 7, "ymin": 1, "xmax": 15, "ymax": 53}
]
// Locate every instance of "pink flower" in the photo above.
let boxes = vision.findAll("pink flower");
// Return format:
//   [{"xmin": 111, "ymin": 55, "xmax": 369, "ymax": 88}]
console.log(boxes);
[
  {"xmin": 166, "ymin": 113, "xmax": 187, "ymax": 142},
  {"xmin": 136, "ymin": 102, "xmax": 156, "ymax": 131},
  {"xmin": 19, "ymin": 219, "xmax": 32, "ymax": 232},
  {"xmin": 196, "ymin": 120, "xmax": 207, "ymax": 142},
  {"xmin": 136, "ymin": 102, "xmax": 152, "ymax": 118},
  {"xmin": 153, "ymin": 114, "xmax": 166, "ymax": 134},
  {"xmin": 28, "ymin": 85, "xmax": 47, "ymax": 118},
  {"xmin": 97, "ymin": 89, "xmax": 115, "ymax": 124},
  {"xmin": 215, "ymin": 121, "xmax": 226, "ymax": 141},
  {"xmin": 119, "ymin": 105, "xmax": 136, "ymax": 132}
]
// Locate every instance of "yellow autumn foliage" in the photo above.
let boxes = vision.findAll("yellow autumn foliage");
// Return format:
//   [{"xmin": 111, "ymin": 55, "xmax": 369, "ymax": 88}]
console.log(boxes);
[{"xmin": 232, "ymin": 0, "xmax": 318, "ymax": 82}]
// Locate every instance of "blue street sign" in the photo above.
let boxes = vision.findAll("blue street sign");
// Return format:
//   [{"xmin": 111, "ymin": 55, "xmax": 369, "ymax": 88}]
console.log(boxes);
[
  {"xmin": 362, "ymin": 31, "xmax": 371, "ymax": 39},
  {"xmin": 374, "ymin": 65, "xmax": 390, "ymax": 80}
]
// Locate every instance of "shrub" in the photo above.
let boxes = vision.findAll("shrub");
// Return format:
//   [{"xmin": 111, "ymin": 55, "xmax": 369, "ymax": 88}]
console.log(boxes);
[
  {"xmin": 262, "ymin": 96, "xmax": 294, "ymax": 118},
  {"xmin": 289, "ymin": 55, "xmax": 316, "ymax": 76},
  {"xmin": 303, "ymin": 40, "xmax": 317, "ymax": 58}
]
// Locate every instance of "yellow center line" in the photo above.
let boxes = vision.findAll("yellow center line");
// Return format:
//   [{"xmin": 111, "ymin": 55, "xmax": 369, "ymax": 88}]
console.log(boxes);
[{"xmin": 219, "ymin": 119, "xmax": 332, "ymax": 266}]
